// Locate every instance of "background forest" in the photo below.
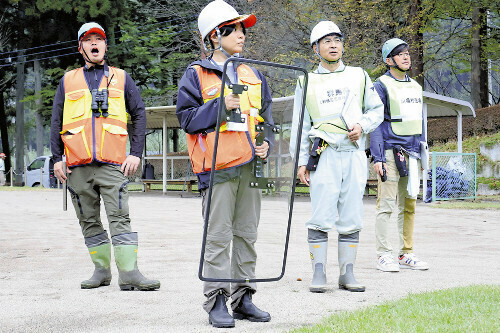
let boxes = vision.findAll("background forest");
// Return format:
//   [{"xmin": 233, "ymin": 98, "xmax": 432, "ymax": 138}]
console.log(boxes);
[{"xmin": 0, "ymin": 0, "xmax": 499, "ymax": 181}]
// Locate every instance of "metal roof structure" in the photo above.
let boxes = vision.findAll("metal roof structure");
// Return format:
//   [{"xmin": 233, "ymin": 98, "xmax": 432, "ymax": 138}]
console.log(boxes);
[
  {"xmin": 422, "ymin": 91, "xmax": 475, "ymax": 153},
  {"xmin": 144, "ymin": 105, "xmax": 177, "ymax": 130},
  {"xmin": 145, "ymin": 92, "xmax": 475, "ymax": 127}
]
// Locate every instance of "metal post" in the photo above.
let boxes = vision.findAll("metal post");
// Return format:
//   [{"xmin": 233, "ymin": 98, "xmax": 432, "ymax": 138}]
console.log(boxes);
[
  {"xmin": 457, "ymin": 111, "xmax": 463, "ymax": 153},
  {"xmin": 431, "ymin": 152, "xmax": 436, "ymax": 202},
  {"xmin": 171, "ymin": 159, "xmax": 174, "ymax": 180},
  {"xmin": 162, "ymin": 115, "xmax": 167, "ymax": 193},
  {"xmin": 63, "ymin": 156, "xmax": 67, "ymax": 211},
  {"xmin": 474, "ymin": 153, "xmax": 477, "ymax": 199},
  {"xmin": 10, "ymin": 168, "xmax": 13, "ymax": 187},
  {"xmin": 278, "ymin": 128, "xmax": 283, "ymax": 177},
  {"xmin": 422, "ymin": 103, "xmax": 428, "ymax": 202}
]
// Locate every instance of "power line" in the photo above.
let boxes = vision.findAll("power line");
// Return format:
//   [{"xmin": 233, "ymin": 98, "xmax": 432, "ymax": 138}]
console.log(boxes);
[
  {"xmin": 0, "ymin": 26, "xmax": 196, "ymax": 68},
  {"xmin": 0, "ymin": 16, "xmax": 195, "ymax": 57},
  {"xmin": 0, "ymin": 21, "xmax": 192, "ymax": 63}
]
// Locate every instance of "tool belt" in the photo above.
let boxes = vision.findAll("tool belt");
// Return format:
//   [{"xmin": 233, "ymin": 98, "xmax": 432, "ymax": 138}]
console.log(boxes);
[
  {"xmin": 306, "ymin": 138, "xmax": 328, "ymax": 171},
  {"xmin": 393, "ymin": 145, "xmax": 408, "ymax": 177}
]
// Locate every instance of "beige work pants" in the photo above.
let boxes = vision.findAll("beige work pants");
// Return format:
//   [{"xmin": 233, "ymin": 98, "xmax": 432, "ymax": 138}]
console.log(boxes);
[{"xmin": 375, "ymin": 149, "xmax": 420, "ymax": 256}]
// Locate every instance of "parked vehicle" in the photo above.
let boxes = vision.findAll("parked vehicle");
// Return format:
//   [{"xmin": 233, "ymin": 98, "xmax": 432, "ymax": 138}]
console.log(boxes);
[{"xmin": 24, "ymin": 156, "xmax": 57, "ymax": 188}]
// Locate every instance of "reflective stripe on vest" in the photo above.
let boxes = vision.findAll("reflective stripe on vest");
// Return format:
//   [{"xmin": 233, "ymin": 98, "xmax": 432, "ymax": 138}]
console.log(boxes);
[
  {"xmin": 378, "ymin": 75, "xmax": 423, "ymax": 136},
  {"xmin": 61, "ymin": 67, "xmax": 127, "ymax": 167},
  {"xmin": 301, "ymin": 67, "xmax": 365, "ymax": 134},
  {"xmin": 186, "ymin": 64, "xmax": 263, "ymax": 175}
]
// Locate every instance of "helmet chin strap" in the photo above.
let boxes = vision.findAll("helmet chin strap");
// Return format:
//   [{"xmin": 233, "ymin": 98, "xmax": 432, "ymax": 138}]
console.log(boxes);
[
  {"xmin": 314, "ymin": 41, "xmax": 342, "ymax": 65},
  {"xmin": 203, "ymin": 27, "xmax": 238, "ymax": 60},
  {"xmin": 389, "ymin": 56, "xmax": 410, "ymax": 73},
  {"xmin": 80, "ymin": 39, "xmax": 106, "ymax": 66}
]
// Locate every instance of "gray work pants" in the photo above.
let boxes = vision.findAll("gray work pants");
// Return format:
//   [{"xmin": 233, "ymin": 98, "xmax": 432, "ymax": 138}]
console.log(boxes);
[
  {"xmin": 200, "ymin": 164, "xmax": 261, "ymax": 312},
  {"xmin": 68, "ymin": 163, "xmax": 132, "ymax": 238}
]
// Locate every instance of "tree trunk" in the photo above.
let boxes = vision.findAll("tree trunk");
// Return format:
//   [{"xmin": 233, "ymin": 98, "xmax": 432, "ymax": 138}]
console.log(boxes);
[
  {"xmin": 0, "ymin": 91, "xmax": 12, "ymax": 180},
  {"xmin": 408, "ymin": 0, "xmax": 424, "ymax": 86},
  {"xmin": 471, "ymin": 4, "xmax": 489, "ymax": 109},
  {"xmin": 34, "ymin": 60, "xmax": 44, "ymax": 156},
  {"xmin": 15, "ymin": 50, "xmax": 25, "ymax": 185}
]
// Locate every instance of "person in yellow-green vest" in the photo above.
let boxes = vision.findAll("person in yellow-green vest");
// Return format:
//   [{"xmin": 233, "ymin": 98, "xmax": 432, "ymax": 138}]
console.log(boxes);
[
  {"xmin": 50, "ymin": 22, "xmax": 160, "ymax": 291},
  {"xmin": 176, "ymin": 1, "xmax": 272, "ymax": 328},
  {"xmin": 370, "ymin": 38, "xmax": 429, "ymax": 272},
  {"xmin": 290, "ymin": 21, "xmax": 383, "ymax": 294}
]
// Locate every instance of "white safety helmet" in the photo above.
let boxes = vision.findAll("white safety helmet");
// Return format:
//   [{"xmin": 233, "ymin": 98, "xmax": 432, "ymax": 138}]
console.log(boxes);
[
  {"xmin": 382, "ymin": 38, "xmax": 408, "ymax": 62},
  {"xmin": 310, "ymin": 21, "xmax": 343, "ymax": 46},
  {"xmin": 198, "ymin": 0, "xmax": 256, "ymax": 42},
  {"xmin": 78, "ymin": 22, "xmax": 106, "ymax": 45}
]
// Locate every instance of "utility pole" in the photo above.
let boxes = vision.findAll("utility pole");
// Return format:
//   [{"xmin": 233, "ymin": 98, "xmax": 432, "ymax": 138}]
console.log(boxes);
[
  {"xmin": 34, "ymin": 60, "xmax": 44, "ymax": 156},
  {"xmin": 14, "ymin": 50, "xmax": 25, "ymax": 185}
]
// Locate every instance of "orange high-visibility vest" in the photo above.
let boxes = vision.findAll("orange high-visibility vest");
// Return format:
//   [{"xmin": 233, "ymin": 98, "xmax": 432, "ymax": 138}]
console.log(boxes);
[
  {"xmin": 61, "ymin": 67, "xmax": 128, "ymax": 167},
  {"xmin": 186, "ymin": 64, "xmax": 263, "ymax": 175}
]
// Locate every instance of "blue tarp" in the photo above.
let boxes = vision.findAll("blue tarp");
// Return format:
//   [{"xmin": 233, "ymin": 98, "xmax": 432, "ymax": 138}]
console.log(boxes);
[{"xmin": 425, "ymin": 166, "xmax": 470, "ymax": 202}]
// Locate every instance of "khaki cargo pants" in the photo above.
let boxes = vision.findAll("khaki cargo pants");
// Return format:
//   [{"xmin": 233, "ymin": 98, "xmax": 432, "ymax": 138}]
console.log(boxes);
[
  {"xmin": 68, "ymin": 163, "xmax": 132, "ymax": 238},
  {"xmin": 200, "ymin": 163, "xmax": 261, "ymax": 312}
]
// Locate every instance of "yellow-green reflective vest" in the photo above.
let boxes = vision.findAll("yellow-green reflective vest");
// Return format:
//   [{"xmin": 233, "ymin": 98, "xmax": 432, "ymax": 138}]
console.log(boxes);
[
  {"xmin": 300, "ymin": 67, "xmax": 365, "ymax": 134},
  {"xmin": 377, "ymin": 75, "xmax": 423, "ymax": 136}
]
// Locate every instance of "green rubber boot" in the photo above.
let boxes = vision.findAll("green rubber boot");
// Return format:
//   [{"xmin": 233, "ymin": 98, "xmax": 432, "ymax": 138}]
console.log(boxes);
[
  {"xmin": 114, "ymin": 243, "xmax": 160, "ymax": 291},
  {"xmin": 81, "ymin": 242, "xmax": 112, "ymax": 289}
]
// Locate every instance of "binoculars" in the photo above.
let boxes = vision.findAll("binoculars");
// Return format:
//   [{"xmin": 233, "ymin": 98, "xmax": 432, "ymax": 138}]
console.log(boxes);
[{"xmin": 91, "ymin": 88, "xmax": 109, "ymax": 117}]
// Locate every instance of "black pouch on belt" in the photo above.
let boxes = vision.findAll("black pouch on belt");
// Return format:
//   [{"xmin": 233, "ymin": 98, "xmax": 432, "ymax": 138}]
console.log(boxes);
[
  {"xmin": 393, "ymin": 145, "xmax": 408, "ymax": 177},
  {"xmin": 306, "ymin": 138, "xmax": 327, "ymax": 171}
]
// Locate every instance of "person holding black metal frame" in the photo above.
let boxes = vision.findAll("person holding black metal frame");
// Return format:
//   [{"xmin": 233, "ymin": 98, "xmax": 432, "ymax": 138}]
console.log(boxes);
[
  {"xmin": 50, "ymin": 22, "xmax": 160, "ymax": 291},
  {"xmin": 176, "ymin": 0, "xmax": 273, "ymax": 328}
]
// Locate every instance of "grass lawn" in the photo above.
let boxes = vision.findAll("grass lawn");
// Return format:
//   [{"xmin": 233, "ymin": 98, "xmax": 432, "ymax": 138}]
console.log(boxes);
[
  {"xmin": 430, "ymin": 195, "xmax": 500, "ymax": 210},
  {"xmin": 291, "ymin": 285, "xmax": 500, "ymax": 333}
]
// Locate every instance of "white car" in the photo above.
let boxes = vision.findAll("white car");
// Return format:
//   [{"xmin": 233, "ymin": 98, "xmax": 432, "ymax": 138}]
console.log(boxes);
[{"xmin": 24, "ymin": 156, "xmax": 57, "ymax": 188}]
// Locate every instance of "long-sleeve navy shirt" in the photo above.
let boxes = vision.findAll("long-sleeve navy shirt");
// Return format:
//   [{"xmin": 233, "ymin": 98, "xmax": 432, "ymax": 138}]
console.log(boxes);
[
  {"xmin": 50, "ymin": 63, "xmax": 146, "ymax": 164},
  {"xmin": 370, "ymin": 71, "xmax": 426, "ymax": 164}
]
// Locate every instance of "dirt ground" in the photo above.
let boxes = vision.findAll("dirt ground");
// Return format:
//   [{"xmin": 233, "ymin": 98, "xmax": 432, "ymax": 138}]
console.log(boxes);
[{"xmin": 1, "ymin": 189, "xmax": 499, "ymax": 333}]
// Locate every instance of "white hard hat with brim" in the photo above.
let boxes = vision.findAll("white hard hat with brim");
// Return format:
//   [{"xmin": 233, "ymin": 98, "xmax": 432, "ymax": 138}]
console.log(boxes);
[{"xmin": 78, "ymin": 22, "xmax": 106, "ymax": 45}]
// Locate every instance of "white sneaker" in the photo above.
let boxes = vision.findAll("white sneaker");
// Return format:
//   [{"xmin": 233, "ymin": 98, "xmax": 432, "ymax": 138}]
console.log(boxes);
[
  {"xmin": 377, "ymin": 254, "xmax": 400, "ymax": 272},
  {"xmin": 399, "ymin": 253, "xmax": 429, "ymax": 270}
]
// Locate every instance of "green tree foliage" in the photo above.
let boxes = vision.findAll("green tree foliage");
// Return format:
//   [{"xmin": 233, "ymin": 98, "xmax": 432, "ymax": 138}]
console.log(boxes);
[
  {"xmin": 108, "ymin": 18, "xmax": 196, "ymax": 106},
  {"xmin": 423, "ymin": 0, "xmax": 500, "ymax": 105},
  {"xmin": 1, "ymin": 0, "xmax": 499, "ymax": 163}
]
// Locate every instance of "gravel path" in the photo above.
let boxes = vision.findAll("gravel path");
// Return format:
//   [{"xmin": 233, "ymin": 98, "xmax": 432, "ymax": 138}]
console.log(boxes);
[{"xmin": 1, "ymin": 190, "xmax": 498, "ymax": 332}]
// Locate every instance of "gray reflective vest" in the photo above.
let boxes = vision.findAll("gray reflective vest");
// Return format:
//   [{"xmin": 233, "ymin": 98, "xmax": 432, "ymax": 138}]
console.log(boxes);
[
  {"xmin": 300, "ymin": 67, "xmax": 365, "ymax": 134},
  {"xmin": 378, "ymin": 75, "xmax": 423, "ymax": 136}
]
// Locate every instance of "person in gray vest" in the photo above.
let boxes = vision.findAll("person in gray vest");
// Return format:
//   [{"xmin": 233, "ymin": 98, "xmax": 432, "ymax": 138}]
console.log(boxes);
[
  {"xmin": 370, "ymin": 38, "xmax": 429, "ymax": 272},
  {"xmin": 290, "ymin": 21, "xmax": 383, "ymax": 293}
]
